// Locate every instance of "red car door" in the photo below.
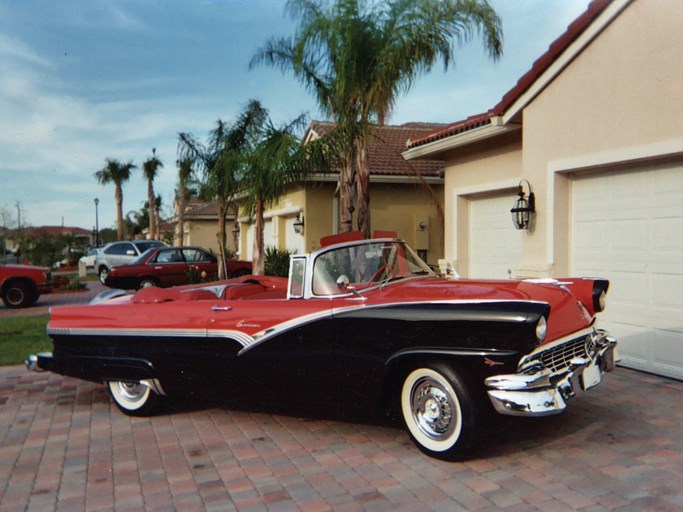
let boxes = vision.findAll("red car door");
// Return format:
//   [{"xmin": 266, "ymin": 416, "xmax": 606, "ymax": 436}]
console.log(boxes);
[{"xmin": 152, "ymin": 248, "xmax": 188, "ymax": 287}]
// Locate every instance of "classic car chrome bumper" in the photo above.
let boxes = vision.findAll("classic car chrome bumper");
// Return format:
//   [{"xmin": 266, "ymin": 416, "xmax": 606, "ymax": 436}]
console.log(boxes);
[{"xmin": 485, "ymin": 329, "xmax": 617, "ymax": 416}]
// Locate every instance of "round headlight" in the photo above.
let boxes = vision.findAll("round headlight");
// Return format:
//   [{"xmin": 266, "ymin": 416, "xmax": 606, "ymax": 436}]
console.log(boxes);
[
  {"xmin": 536, "ymin": 316, "xmax": 547, "ymax": 344},
  {"xmin": 597, "ymin": 290, "xmax": 607, "ymax": 312}
]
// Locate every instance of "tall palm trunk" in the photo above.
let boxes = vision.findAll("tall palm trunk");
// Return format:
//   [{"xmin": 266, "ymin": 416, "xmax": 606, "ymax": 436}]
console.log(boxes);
[
  {"xmin": 252, "ymin": 198, "xmax": 265, "ymax": 275},
  {"xmin": 175, "ymin": 182, "xmax": 186, "ymax": 247},
  {"xmin": 339, "ymin": 155, "xmax": 355, "ymax": 233},
  {"xmin": 115, "ymin": 184, "xmax": 125, "ymax": 240},
  {"xmin": 217, "ymin": 201, "xmax": 228, "ymax": 279},
  {"xmin": 147, "ymin": 180, "xmax": 156, "ymax": 240},
  {"xmin": 355, "ymin": 140, "xmax": 371, "ymax": 238}
]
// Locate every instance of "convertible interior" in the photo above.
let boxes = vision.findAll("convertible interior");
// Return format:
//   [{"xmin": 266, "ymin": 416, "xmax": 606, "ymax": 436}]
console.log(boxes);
[{"xmin": 130, "ymin": 276, "xmax": 288, "ymax": 304}]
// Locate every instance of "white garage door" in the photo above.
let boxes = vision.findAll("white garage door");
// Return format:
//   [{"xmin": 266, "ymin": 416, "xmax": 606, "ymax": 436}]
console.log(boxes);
[
  {"xmin": 469, "ymin": 193, "xmax": 524, "ymax": 279},
  {"xmin": 571, "ymin": 161, "xmax": 683, "ymax": 381}
]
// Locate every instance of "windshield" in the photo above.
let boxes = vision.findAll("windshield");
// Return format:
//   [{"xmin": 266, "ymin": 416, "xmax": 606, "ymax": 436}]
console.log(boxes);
[
  {"xmin": 135, "ymin": 240, "xmax": 165, "ymax": 253},
  {"xmin": 131, "ymin": 248, "xmax": 155, "ymax": 264},
  {"xmin": 312, "ymin": 240, "xmax": 434, "ymax": 296}
]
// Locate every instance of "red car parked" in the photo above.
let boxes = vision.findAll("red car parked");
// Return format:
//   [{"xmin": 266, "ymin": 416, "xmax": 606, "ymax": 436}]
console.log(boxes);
[
  {"xmin": 104, "ymin": 246, "xmax": 251, "ymax": 290},
  {"xmin": 0, "ymin": 263, "xmax": 52, "ymax": 308}
]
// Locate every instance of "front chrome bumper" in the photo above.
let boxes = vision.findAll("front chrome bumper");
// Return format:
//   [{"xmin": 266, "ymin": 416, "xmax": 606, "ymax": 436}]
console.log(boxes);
[{"xmin": 485, "ymin": 329, "xmax": 618, "ymax": 416}]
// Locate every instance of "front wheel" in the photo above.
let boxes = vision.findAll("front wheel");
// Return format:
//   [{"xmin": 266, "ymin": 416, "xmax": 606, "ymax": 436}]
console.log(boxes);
[
  {"xmin": 2, "ymin": 281, "xmax": 34, "ymax": 308},
  {"xmin": 98, "ymin": 267, "xmax": 109, "ymax": 285},
  {"xmin": 108, "ymin": 381, "xmax": 157, "ymax": 416},
  {"xmin": 401, "ymin": 365, "xmax": 481, "ymax": 460}
]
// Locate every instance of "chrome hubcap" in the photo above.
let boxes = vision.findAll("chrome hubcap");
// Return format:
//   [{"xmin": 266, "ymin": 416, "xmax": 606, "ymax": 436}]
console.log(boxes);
[
  {"xmin": 412, "ymin": 379, "xmax": 455, "ymax": 440},
  {"xmin": 117, "ymin": 382, "xmax": 145, "ymax": 402}
]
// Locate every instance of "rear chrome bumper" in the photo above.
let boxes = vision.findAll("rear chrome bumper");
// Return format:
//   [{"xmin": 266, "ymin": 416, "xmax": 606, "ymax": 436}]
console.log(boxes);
[{"xmin": 485, "ymin": 330, "xmax": 617, "ymax": 416}]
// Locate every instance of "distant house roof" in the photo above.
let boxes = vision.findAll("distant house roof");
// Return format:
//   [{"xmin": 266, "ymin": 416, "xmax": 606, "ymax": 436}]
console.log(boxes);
[
  {"xmin": 406, "ymin": 0, "xmax": 615, "ymax": 150},
  {"xmin": 184, "ymin": 200, "xmax": 236, "ymax": 220},
  {"xmin": 17, "ymin": 226, "xmax": 92, "ymax": 238},
  {"xmin": 306, "ymin": 121, "xmax": 446, "ymax": 178}
]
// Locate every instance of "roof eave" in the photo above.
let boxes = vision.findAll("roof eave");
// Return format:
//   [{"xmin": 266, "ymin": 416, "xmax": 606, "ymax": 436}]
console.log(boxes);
[
  {"xmin": 501, "ymin": 0, "xmax": 632, "ymax": 124},
  {"xmin": 402, "ymin": 120, "xmax": 521, "ymax": 160}
]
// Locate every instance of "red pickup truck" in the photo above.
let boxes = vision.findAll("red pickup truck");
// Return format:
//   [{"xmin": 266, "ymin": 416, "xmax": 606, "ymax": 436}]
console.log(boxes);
[{"xmin": 0, "ymin": 263, "xmax": 52, "ymax": 308}]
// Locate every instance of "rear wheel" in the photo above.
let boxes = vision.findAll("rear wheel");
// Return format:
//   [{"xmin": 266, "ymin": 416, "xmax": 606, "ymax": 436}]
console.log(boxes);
[
  {"xmin": 2, "ymin": 281, "xmax": 34, "ymax": 308},
  {"xmin": 108, "ymin": 381, "xmax": 157, "ymax": 416},
  {"xmin": 138, "ymin": 277, "xmax": 158, "ymax": 289},
  {"xmin": 401, "ymin": 365, "xmax": 481, "ymax": 460}
]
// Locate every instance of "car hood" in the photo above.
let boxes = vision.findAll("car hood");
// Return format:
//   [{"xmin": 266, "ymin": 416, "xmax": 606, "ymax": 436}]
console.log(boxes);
[
  {"xmin": 1, "ymin": 263, "xmax": 50, "ymax": 273},
  {"xmin": 376, "ymin": 277, "xmax": 594, "ymax": 343}
]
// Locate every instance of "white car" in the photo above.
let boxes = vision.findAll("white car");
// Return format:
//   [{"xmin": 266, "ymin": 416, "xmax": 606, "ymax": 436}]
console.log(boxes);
[{"xmin": 79, "ymin": 247, "xmax": 101, "ymax": 268}]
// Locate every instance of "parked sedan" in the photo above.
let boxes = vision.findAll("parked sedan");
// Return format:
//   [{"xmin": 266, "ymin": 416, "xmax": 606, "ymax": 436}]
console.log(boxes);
[
  {"xmin": 29, "ymin": 232, "xmax": 617, "ymax": 460},
  {"xmin": 95, "ymin": 240, "xmax": 167, "ymax": 284},
  {"xmin": 104, "ymin": 246, "xmax": 252, "ymax": 289}
]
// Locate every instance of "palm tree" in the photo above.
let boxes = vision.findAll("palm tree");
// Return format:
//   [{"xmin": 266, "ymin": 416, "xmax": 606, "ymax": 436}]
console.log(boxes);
[
  {"xmin": 252, "ymin": 0, "xmax": 502, "ymax": 237},
  {"xmin": 94, "ymin": 159, "xmax": 136, "ymax": 240},
  {"xmin": 242, "ymin": 113, "xmax": 309, "ymax": 275},
  {"xmin": 142, "ymin": 148, "xmax": 164, "ymax": 240},
  {"xmin": 174, "ymin": 157, "xmax": 195, "ymax": 246},
  {"xmin": 178, "ymin": 100, "xmax": 268, "ymax": 278}
]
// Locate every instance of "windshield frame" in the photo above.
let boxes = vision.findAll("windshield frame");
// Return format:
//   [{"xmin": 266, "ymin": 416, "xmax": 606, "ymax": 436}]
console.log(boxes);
[{"xmin": 308, "ymin": 239, "xmax": 435, "ymax": 298}]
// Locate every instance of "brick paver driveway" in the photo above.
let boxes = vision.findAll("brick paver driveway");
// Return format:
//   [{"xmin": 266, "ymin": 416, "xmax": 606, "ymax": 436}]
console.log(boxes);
[{"xmin": 1, "ymin": 364, "xmax": 682, "ymax": 511}]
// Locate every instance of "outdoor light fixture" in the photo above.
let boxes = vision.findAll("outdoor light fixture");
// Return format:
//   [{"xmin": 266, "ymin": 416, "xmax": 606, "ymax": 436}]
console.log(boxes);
[
  {"xmin": 293, "ymin": 213, "xmax": 305, "ymax": 235},
  {"xmin": 510, "ymin": 179, "xmax": 535, "ymax": 231}
]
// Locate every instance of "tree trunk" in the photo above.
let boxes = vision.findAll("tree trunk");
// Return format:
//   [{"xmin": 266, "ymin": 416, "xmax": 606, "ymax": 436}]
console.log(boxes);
[
  {"xmin": 217, "ymin": 202, "xmax": 228, "ymax": 279},
  {"xmin": 147, "ymin": 180, "xmax": 156, "ymax": 240},
  {"xmin": 339, "ymin": 154, "xmax": 355, "ymax": 233},
  {"xmin": 252, "ymin": 198, "xmax": 265, "ymax": 276},
  {"xmin": 115, "ymin": 184, "xmax": 125, "ymax": 240},
  {"xmin": 355, "ymin": 140, "xmax": 371, "ymax": 238},
  {"xmin": 231, "ymin": 205, "xmax": 240, "ymax": 256},
  {"xmin": 175, "ymin": 184, "xmax": 186, "ymax": 247},
  {"xmin": 155, "ymin": 202, "xmax": 161, "ymax": 241}
]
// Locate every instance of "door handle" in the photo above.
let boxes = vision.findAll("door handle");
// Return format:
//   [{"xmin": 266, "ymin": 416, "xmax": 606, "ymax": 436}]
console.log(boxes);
[{"xmin": 211, "ymin": 306, "xmax": 232, "ymax": 312}]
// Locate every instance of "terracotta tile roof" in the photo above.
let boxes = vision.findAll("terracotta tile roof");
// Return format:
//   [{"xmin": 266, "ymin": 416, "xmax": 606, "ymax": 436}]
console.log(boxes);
[
  {"xmin": 17, "ymin": 226, "xmax": 92, "ymax": 238},
  {"xmin": 184, "ymin": 201, "xmax": 236, "ymax": 219},
  {"xmin": 307, "ymin": 121, "xmax": 446, "ymax": 178},
  {"xmin": 407, "ymin": 0, "xmax": 613, "ymax": 149}
]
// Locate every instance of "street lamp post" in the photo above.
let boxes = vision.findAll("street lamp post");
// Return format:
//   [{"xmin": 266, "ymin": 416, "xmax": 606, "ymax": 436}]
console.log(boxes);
[{"xmin": 94, "ymin": 198, "xmax": 100, "ymax": 247}]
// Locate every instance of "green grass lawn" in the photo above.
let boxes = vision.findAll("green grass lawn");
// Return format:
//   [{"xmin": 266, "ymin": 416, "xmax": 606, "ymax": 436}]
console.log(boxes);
[{"xmin": 0, "ymin": 315, "xmax": 51, "ymax": 366}]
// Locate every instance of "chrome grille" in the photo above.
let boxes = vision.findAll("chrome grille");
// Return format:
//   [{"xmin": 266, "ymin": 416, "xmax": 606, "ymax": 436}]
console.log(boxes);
[{"xmin": 521, "ymin": 334, "xmax": 591, "ymax": 374}]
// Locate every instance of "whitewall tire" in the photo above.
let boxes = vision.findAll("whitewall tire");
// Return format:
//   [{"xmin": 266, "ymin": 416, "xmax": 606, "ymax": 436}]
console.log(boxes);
[
  {"xmin": 401, "ymin": 365, "xmax": 479, "ymax": 460},
  {"xmin": 108, "ymin": 381, "xmax": 157, "ymax": 416}
]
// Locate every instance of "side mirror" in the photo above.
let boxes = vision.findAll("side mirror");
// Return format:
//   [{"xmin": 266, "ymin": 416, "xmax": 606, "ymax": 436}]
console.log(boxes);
[
  {"xmin": 126, "ymin": 250, "xmax": 136, "ymax": 256},
  {"xmin": 336, "ymin": 274, "xmax": 349, "ymax": 291}
]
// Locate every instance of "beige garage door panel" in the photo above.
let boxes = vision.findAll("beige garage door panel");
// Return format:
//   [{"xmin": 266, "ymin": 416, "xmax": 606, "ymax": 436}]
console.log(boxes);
[
  {"xmin": 469, "ymin": 193, "xmax": 523, "ymax": 279},
  {"xmin": 571, "ymin": 161, "xmax": 683, "ymax": 381}
]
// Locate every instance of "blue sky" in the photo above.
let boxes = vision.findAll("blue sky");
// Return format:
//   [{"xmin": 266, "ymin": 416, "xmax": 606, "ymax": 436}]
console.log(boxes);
[{"xmin": 0, "ymin": 0, "xmax": 590, "ymax": 232}]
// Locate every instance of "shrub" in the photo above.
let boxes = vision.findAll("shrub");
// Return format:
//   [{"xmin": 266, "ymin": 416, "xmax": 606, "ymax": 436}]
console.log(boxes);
[{"xmin": 264, "ymin": 246, "xmax": 292, "ymax": 277}]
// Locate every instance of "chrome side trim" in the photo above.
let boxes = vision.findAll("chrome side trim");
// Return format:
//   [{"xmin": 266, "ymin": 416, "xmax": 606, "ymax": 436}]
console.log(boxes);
[{"xmin": 47, "ymin": 326, "xmax": 254, "ymax": 348}]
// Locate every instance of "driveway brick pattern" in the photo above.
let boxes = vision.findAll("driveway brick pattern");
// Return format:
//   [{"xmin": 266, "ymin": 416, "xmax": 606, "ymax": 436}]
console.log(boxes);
[{"xmin": 1, "ymin": 365, "xmax": 682, "ymax": 511}]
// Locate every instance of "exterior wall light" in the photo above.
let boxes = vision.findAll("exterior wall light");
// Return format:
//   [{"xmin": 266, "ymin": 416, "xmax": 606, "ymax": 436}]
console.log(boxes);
[
  {"xmin": 293, "ymin": 214, "xmax": 305, "ymax": 235},
  {"xmin": 510, "ymin": 179, "xmax": 535, "ymax": 231}
]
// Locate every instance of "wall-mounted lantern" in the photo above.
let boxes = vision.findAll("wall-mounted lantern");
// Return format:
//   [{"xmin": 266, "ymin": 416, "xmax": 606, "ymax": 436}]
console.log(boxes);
[
  {"xmin": 293, "ymin": 213, "xmax": 305, "ymax": 235},
  {"xmin": 510, "ymin": 179, "xmax": 535, "ymax": 231}
]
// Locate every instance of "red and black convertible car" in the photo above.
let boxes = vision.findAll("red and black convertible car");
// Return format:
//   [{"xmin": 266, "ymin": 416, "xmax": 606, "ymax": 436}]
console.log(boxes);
[{"xmin": 28, "ymin": 232, "xmax": 617, "ymax": 459}]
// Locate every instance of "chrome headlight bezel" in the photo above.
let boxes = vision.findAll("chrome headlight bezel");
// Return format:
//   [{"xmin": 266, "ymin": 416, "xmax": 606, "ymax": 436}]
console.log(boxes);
[{"xmin": 536, "ymin": 316, "xmax": 547, "ymax": 344}]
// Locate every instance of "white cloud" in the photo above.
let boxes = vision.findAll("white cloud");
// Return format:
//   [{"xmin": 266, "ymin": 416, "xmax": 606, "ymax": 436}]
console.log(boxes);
[{"xmin": 0, "ymin": 32, "xmax": 52, "ymax": 68}]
